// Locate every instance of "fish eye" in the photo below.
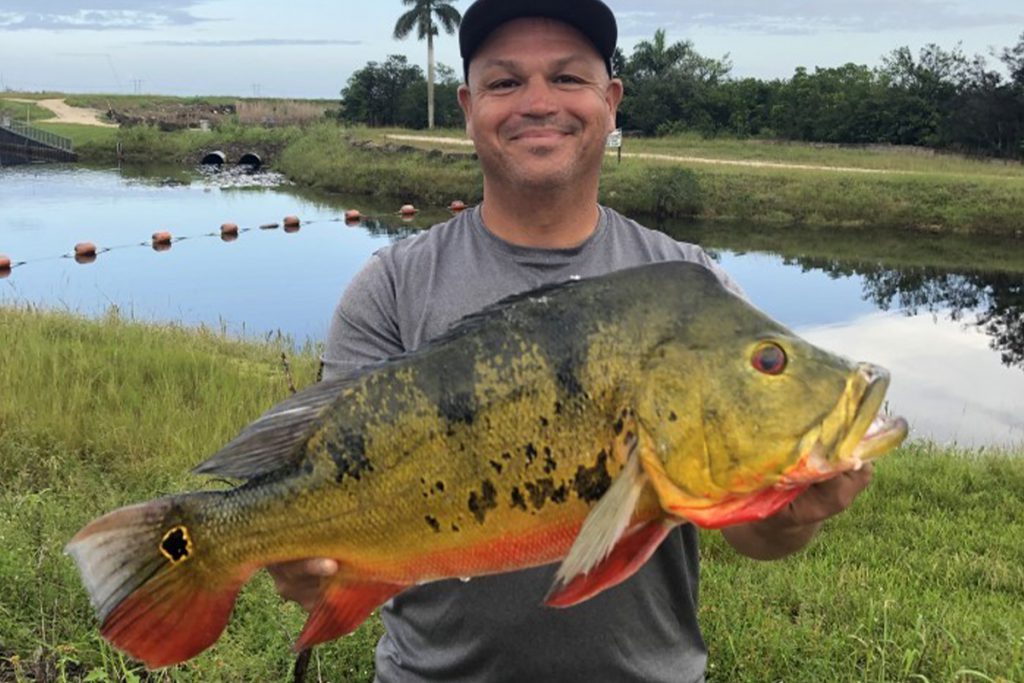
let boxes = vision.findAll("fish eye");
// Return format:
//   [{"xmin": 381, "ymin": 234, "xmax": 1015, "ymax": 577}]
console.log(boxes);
[{"xmin": 751, "ymin": 343, "xmax": 787, "ymax": 375}]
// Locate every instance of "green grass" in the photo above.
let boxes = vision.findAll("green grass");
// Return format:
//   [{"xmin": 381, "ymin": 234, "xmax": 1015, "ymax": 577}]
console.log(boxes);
[
  {"xmin": 0, "ymin": 305, "xmax": 1021, "ymax": 682},
  {"xmin": 0, "ymin": 98, "xmax": 57, "ymax": 123}
]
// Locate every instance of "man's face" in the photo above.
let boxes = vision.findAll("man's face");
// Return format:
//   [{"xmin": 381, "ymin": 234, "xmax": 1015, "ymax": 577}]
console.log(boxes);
[{"xmin": 458, "ymin": 18, "xmax": 623, "ymax": 193}]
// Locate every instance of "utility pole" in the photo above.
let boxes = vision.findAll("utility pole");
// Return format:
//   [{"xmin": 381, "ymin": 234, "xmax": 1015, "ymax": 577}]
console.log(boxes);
[
  {"xmin": 130, "ymin": 79, "xmax": 142, "ymax": 94},
  {"xmin": 251, "ymin": 83, "xmax": 262, "ymax": 98}
]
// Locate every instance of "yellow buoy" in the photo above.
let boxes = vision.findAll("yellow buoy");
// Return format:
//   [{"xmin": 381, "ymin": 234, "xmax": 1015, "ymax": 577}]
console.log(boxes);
[
  {"xmin": 399, "ymin": 204, "xmax": 418, "ymax": 216},
  {"xmin": 283, "ymin": 215, "xmax": 301, "ymax": 228},
  {"xmin": 220, "ymin": 222, "xmax": 239, "ymax": 236},
  {"xmin": 450, "ymin": 200, "xmax": 467, "ymax": 212}
]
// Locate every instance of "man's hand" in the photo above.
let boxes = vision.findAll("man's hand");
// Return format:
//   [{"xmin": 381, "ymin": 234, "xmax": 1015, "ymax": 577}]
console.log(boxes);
[
  {"xmin": 267, "ymin": 558, "xmax": 339, "ymax": 612},
  {"xmin": 721, "ymin": 464, "xmax": 874, "ymax": 561}
]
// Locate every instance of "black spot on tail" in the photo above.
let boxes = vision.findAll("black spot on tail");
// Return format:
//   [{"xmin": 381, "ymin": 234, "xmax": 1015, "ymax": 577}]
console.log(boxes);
[
  {"xmin": 425, "ymin": 515, "xmax": 441, "ymax": 533},
  {"xmin": 160, "ymin": 526, "xmax": 191, "ymax": 563},
  {"xmin": 510, "ymin": 487, "xmax": 527, "ymax": 511},
  {"xmin": 573, "ymin": 451, "xmax": 612, "ymax": 502},
  {"xmin": 468, "ymin": 480, "xmax": 498, "ymax": 523}
]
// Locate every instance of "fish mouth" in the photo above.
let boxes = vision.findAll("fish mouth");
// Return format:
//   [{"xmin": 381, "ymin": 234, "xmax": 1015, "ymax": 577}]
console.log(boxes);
[{"xmin": 782, "ymin": 363, "xmax": 908, "ymax": 486}]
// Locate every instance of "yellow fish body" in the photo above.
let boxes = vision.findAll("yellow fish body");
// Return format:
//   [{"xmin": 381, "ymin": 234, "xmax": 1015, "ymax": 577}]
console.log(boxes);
[{"xmin": 66, "ymin": 261, "xmax": 907, "ymax": 668}]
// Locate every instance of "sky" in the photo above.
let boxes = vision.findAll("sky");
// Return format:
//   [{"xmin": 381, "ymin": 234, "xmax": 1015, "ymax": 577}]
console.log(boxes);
[{"xmin": 1, "ymin": 1, "xmax": 1022, "ymax": 98}]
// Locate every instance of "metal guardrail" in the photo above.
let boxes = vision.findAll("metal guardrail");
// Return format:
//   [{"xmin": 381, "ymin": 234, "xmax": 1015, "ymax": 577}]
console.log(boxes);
[{"xmin": 0, "ymin": 118, "xmax": 74, "ymax": 152}]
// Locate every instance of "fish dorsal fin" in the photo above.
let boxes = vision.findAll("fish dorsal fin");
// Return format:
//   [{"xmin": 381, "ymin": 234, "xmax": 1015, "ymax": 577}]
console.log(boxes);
[
  {"xmin": 193, "ymin": 378, "xmax": 352, "ymax": 479},
  {"xmin": 549, "ymin": 445, "xmax": 649, "ymax": 593}
]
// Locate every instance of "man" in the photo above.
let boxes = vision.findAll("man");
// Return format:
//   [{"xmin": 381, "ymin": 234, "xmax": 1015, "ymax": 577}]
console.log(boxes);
[{"xmin": 272, "ymin": 1, "xmax": 872, "ymax": 680}]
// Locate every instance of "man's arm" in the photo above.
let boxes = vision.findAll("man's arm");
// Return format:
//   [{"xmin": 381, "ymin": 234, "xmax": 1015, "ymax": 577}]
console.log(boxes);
[{"xmin": 720, "ymin": 465, "xmax": 873, "ymax": 560}]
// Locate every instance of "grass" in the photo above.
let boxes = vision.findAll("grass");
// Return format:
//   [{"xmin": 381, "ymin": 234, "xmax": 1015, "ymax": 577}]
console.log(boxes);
[
  {"xmin": 0, "ymin": 99, "xmax": 56, "ymax": 124},
  {"xmin": 0, "ymin": 305, "xmax": 1021, "ymax": 682}
]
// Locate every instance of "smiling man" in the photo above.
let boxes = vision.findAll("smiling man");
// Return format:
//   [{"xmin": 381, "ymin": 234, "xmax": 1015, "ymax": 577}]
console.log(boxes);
[{"xmin": 270, "ymin": 1, "xmax": 874, "ymax": 681}]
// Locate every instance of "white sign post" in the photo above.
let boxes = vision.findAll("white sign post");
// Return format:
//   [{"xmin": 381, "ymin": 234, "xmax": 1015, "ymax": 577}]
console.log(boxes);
[{"xmin": 606, "ymin": 128, "xmax": 623, "ymax": 163}]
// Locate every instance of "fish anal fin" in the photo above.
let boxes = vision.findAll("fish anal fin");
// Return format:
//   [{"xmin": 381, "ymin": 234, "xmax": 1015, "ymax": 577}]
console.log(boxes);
[
  {"xmin": 671, "ymin": 485, "xmax": 808, "ymax": 529},
  {"xmin": 294, "ymin": 576, "xmax": 407, "ymax": 651},
  {"xmin": 545, "ymin": 519, "xmax": 675, "ymax": 608}
]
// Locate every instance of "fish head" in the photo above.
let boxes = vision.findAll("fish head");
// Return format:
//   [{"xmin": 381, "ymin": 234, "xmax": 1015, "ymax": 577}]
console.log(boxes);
[{"xmin": 635, "ymin": 288, "xmax": 907, "ymax": 523}]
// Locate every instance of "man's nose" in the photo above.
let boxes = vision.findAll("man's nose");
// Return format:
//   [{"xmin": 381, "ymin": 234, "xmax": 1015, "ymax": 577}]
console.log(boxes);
[{"xmin": 519, "ymin": 76, "xmax": 559, "ymax": 116}]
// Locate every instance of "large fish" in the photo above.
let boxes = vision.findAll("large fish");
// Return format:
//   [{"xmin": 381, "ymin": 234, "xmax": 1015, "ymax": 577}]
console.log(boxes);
[{"xmin": 66, "ymin": 261, "xmax": 907, "ymax": 668}]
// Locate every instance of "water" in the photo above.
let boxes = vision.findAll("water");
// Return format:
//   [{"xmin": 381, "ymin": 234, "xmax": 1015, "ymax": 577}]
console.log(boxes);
[{"xmin": 2, "ymin": 165, "xmax": 1022, "ymax": 449}]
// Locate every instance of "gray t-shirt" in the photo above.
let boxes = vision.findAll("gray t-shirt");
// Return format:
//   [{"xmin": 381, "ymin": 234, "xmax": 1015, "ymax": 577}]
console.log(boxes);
[{"xmin": 323, "ymin": 205, "xmax": 740, "ymax": 683}]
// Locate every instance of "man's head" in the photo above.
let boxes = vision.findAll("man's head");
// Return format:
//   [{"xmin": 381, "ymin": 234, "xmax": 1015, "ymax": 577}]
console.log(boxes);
[
  {"xmin": 459, "ymin": 0, "xmax": 617, "ymax": 83},
  {"xmin": 456, "ymin": 1, "xmax": 623, "ymax": 198}
]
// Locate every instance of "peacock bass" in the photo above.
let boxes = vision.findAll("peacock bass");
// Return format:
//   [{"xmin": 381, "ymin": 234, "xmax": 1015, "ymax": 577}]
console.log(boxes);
[{"xmin": 66, "ymin": 261, "xmax": 908, "ymax": 668}]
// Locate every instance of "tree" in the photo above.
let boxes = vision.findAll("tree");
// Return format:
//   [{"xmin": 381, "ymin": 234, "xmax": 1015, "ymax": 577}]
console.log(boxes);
[
  {"xmin": 340, "ymin": 55, "xmax": 424, "ymax": 127},
  {"xmin": 393, "ymin": 0, "xmax": 461, "ymax": 130}
]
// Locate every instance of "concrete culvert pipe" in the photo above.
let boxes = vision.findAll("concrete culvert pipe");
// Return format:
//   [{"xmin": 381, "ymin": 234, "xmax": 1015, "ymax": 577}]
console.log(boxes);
[{"xmin": 201, "ymin": 151, "xmax": 227, "ymax": 165}]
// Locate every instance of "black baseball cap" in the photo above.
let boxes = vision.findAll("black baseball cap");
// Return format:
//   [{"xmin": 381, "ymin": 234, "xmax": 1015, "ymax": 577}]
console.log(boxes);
[{"xmin": 459, "ymin": 0, "xmax": 618, "ymax": 82}]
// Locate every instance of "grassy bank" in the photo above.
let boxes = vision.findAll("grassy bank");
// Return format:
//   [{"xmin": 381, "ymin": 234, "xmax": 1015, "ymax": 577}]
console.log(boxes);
[{"xmin": 1, "ymin": 306, "xmax": 1021, "ymax": 682}]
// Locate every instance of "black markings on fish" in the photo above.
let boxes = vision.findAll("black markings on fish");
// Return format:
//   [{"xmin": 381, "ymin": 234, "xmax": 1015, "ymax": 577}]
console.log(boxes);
[
  {"xmin": 668, "ymin": 411, "xmax": 678, "ymax": 422},
  {"xmin": 573, "ymin": 451, "xmax": 612, "ymax": 502},
  {"xmin": 328, "ymin": 429, "xmax": 373, "ymax": 483},
  {"xmin": 524, "ymin": 478, "xmax": 569, "ymax": 510},
  {"xmin": 554, "ymin": 401, "xmax": 563, "ymax": 415},
  {"xmin": 439, "ymin": 390, "xmax": 477, "ymax": 429},
  {"xmin": 613, "ymin": 418, "xmax": 624, "ymax": 435},
  {"xmin": 468, "ymin": 480, "xmax": 498, "ymax": 523},
  {"xmin": 510, "ymin": 487, "xmax": 527, "ymax": 511},
  {"xmin": 542, "ymin": 447, "xmax": 557, "ymax": 474},
  {"xmin": 489, "ymin": 460, "xmax": 503, "ymax": 474},
  {"xmin": 451, "ymin": 523, "xmax": 461, "ymax": 532},
  {"xmin": 501, "ymin": 452, "xmax": 512, "ymax": 461},
  {"xmin": 555, "ymin": 358, "xmax": 585, "ymax": 397},
  {"xmin": 159, "ymin": 526, "xmax": 191, "ymax": 563},
  {"xmin": 524, "ymin": 443, "xmax": 538, "ymax": 465},
  {"xmin": 425, "ymin": 515, "xmax": 441, "ymax": 533},
  {"xmin": 539, "ymin": 416, "xmax": 549, "ymax": 428},
  {"xmin": 435, "ymin": 481, "xmax": 446, "ymax": 493}
]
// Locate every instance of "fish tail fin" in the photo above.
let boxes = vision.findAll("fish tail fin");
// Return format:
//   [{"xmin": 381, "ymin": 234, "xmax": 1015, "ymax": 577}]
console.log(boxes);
[{"xmin": 65, "ymin": 496, "xmax": 251, "ymax": 668}]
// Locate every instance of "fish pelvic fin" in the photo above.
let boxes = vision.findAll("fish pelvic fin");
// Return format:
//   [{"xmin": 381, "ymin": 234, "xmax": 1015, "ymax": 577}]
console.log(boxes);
[
  {"xmin": 546, "ymin": 447, "xmax": 676, "ymax": 607},
  {"xmin": 65, "ymin": 497, "xmax": 251, "ymax": 668},
  {"xmin": 295, "ymin": 575, "xmax": 408, "ymax": 651}
]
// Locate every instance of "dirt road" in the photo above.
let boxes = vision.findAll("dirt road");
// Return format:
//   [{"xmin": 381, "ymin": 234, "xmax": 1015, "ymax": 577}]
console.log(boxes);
[
  {"xmin": 383, "ymin": 133, "xmax": 906, "ymax": 175},
  {"xmin": 4, "ymin": 97, "xmax": 118, "ymax": 127}
]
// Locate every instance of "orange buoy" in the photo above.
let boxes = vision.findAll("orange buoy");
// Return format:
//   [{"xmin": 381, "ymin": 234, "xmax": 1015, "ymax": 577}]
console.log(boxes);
[
  {"xmin": 260, "ymin": 222, "xmax": 279, "ymax": 230},
  {"xmin": 0, "ymin": 254, "xmax": 11, "ymax": 278},
  {"xmin": 450, "ymin": 200, "xmax": 467, "ymax": 212},
  {"xmin": 220, "ymin": 222, "xmax": 239, "ymax": 236},
  {"xmin": 283, "ymin": 215, "xmax": 301, "ymax": 228},
  {"xmin": 74, "ymin": 242, "xmax": 97, "ymax": 257},
  {"xmin": 344, "ymin": 209, "xmax": 362, "ymax": 223},
  {"xmin": 152, "ymin": 231, "xmax": 173, "ymax": 246},
  {"xmin": 399, "ymin": 204, "xmax": 418, "ymax": 216}
]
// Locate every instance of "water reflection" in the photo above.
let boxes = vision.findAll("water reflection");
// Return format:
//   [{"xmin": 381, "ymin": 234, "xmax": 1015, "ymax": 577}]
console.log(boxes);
[{"xmin": 801, "ymin": 312, "xmax": 1024, "ymax": 448}]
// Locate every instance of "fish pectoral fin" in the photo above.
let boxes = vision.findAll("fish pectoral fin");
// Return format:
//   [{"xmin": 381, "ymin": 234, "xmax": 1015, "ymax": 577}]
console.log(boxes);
[
  {"xmin": 545, "ymin": 518, "xmax": 677, "ymax": 608},
  {"xmin": 294, "ymin": 574, "xmax": 408, "ymax": 651},
  {"xmin": 546, "ymin": 448, "xmax": 672, "ymax": 607},
  {"xmin": 194, "ymin": 378, "xmax": 353, "ymax": 479}
]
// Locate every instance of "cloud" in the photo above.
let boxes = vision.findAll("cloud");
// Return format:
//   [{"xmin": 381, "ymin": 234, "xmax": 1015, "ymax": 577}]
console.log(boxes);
[
  {"xmin": 142, "ymin": 38, "xmax": 363, "ymax": 47},
  {"xmin": 616, "ymin": 0, "xmax": 1024, "ymax": 36},
  {"xmin": 0, "ymin": 1, "xmax": 206, "ymax": 30}
]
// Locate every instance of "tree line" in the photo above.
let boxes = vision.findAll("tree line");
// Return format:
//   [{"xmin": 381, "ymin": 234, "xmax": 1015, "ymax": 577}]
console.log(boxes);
[{"xmin": 338, "ymin": 30, "xmax": 1024, "ymax": 160}]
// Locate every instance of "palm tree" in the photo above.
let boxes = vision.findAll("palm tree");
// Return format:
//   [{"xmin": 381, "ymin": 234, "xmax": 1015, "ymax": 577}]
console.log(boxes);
[{"xmin": 393, "ymin": 0, "xmax": 462, "ymax": 129}]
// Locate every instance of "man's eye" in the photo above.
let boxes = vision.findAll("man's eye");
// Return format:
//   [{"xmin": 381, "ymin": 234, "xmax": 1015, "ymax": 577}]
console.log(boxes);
[
  {"xmin": 489, "ymin": 79, "xmax": 518, "ymax": 90},
  {"xmin": 554, "ymin": 74, "xmax": 584, "ymax": 85}
]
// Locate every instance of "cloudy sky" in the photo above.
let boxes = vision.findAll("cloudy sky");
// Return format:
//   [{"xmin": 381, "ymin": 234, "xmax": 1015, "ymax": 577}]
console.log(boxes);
[{"xmin": 1, "ymin": 0, "xmax": 1021, "ymax": 98}]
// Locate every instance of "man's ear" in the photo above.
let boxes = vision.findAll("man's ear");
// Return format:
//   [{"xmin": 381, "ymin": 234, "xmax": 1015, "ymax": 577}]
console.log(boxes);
[
  {"xmin": 605, "ymin": 78, "xmax": 624, "ymax": 134},
  {"xmin": 457, "ymin": 84, "xmax": 474, "ymax": 138}
]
